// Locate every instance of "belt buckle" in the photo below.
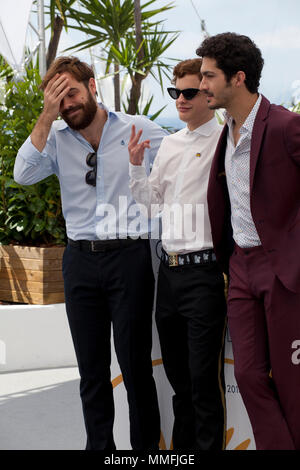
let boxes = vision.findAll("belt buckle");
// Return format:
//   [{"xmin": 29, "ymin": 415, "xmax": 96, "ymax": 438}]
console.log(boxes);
[
  {"xmin": 168, "ymin": 253, "xmax": 178, "ymax": 267},
  {"xmin": 91, "ymin": 241, "xmax": 98, "ymax": 252}
]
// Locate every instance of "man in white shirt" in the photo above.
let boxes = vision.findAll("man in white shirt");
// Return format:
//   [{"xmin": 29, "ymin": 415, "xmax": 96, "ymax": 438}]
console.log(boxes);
[{"xmin": 128, "ymin": 59, "xmax": 227, "ymax": 450}]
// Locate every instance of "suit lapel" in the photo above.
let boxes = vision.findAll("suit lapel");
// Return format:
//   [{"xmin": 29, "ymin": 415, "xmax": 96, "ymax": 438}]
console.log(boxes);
[
  {"xmin": 249, "ymin": 95, "xmax": 270, "ymax": 193},
  {"xmin": 208, "ymin": 124, "xmax": 228, "ymax": 212},
  {"xmin": 213, "ymin": 125, "xmax": 228, "ymax": 176}
]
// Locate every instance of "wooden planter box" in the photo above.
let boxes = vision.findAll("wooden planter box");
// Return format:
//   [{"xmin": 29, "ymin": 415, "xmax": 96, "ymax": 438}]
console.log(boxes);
[{"xmin": 0, "ymin": 245, "xmax": 65, "ymax": 305}]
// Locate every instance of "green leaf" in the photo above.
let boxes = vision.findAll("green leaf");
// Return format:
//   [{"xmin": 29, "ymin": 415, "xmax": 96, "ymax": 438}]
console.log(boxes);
[{"xmin": 0, "ymin": 63, "xmax": 66, "ymax": 246}]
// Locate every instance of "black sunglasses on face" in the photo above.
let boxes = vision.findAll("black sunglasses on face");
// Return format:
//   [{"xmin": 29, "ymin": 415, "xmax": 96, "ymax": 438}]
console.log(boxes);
[
  {"xmin": 167, "ymin": 87, "xmax": 201, "ymax": 100},
  {"xmin": 86, "ymin": 152, "xmax": 97, "ymax": 186}
]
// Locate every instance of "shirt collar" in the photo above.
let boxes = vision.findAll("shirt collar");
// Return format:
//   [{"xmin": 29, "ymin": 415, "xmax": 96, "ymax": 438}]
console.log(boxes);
[
  {"xmin": 241, "ymin": 94, "xmax": 262, "ymax": 134},
  {"xmin": 224, "ymin": 94, "xmax": 262, "ymax": 135},
  {"xmin": 185, "ymin": 116, "xmax": 219, "ymax": 136}
]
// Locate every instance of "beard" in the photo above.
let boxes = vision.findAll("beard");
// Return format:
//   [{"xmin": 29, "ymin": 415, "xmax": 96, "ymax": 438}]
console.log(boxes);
[
  {"xmin": 207, "ymin": 100, "xmax": 220, "ymax": 110},
  {"xmin": 205, "ymin": 83, "xmax": 233, "ymax": 110},
  {"xmin": 204, "ymin": 93, "xmax": 224, "ymax": 110},
  {"xmin": 61, "ymin": 90, "xmax": 98, "ymax": 130}
]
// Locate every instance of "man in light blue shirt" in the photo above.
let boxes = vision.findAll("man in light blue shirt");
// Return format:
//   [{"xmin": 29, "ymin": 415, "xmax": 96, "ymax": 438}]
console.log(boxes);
[{"xmin": 14, "ymin": 56, "xmax": 167, "ymax": 450}]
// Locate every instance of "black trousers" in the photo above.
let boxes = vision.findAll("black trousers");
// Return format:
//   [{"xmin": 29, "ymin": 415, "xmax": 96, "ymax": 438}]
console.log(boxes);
[
  {"xmin": 155, "ymin": 260, "xmax": 227, "ymax": 450},
  {"xmin": 62, "ymin": 239, "xmax": 160, "ymax": 450}
]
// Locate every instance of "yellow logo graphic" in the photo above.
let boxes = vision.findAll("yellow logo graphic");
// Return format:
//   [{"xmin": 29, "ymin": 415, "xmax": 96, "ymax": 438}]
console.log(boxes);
[{"xmin": 226, "ymin": 427, "xmax": 251, "ymax": 450}]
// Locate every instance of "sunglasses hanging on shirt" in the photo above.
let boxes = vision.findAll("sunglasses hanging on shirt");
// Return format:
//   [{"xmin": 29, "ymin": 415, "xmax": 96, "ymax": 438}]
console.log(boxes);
[
  {"xmin": 167, "ymin": 87, "xmax": 200, "ymax": 100},
  {"xmin": 86, "ymin": 152, "xmax": 97, "ymax": 186}
]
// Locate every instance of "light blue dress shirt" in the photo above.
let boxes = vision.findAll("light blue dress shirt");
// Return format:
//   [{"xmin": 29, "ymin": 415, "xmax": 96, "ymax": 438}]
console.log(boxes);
[{"xmin": 14, "ymin": 103, "xmax": 168, "ymax": 240}]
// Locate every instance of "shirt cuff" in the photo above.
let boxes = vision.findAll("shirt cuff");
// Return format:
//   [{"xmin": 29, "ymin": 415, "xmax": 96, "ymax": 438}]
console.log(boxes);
[
  {"xmin": 18, "ymin": 136, "xmax": 45, "ymax": 164},
  {"xmin": 129, "ymin": 161, "xmax": 147, "ymax": 180}
]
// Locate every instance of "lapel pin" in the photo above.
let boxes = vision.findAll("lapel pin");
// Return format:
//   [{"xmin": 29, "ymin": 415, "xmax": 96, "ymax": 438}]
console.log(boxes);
[{"xmin": 195, "ymin": 152, "xmax": 201, "ymax": 157}]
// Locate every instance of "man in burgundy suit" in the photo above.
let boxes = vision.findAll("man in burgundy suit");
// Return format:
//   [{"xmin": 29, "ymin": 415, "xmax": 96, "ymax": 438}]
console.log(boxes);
[{"xmin": 196, "ymin": 32, "xmax": 300, "ymax": 450}]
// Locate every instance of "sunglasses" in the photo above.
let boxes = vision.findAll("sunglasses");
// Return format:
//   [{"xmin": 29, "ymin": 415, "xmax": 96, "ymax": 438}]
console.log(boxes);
[
  {"xmin": 167, "ymin": 87, "xmax": 200, "ymax": 100},
  {"xmin": 86, "ymin": 152, "xmax": 97, "ymax": 186}
]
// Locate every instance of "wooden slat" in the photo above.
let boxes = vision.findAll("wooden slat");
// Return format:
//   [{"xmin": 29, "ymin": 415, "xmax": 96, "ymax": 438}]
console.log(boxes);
[
  {"xmin": 0, "ymin": 267, "xmax": 63, "ymax": 282},
  {"xmin": 0, "ymin": 278, "xmax": 64, "ymax": 294},
  {"xmin": 0, "ymin": 257, "xmax": 62, "ymax": 270},
  {"xmin": 0, "ymin": 245, "xmax": 65, "ymax": 260},
  {"xmin": 0, "ymin": 244, "xmax": 65, "ymax": 305},
  {"xmin": 0, "ymin": 289, "xmax": 65, "ymax": 305}
]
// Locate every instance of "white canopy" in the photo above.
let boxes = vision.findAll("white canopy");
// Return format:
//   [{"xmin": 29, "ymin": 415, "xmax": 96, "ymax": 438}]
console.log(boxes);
[{"xmin": 0, "ymin": 0, "xmax": 34, "ymax": 73}]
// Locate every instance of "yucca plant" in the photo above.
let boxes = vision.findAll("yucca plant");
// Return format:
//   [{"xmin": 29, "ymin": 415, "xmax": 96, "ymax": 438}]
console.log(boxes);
[{"xmin": 62, "ymin": 0, "xmax": 179, "ymax": 112}]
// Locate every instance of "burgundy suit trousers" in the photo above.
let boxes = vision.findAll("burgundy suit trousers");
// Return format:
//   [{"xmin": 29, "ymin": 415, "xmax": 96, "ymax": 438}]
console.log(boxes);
[{"xmin": 227, "ymin": 244, "xmax": 300, "ymax": 450}]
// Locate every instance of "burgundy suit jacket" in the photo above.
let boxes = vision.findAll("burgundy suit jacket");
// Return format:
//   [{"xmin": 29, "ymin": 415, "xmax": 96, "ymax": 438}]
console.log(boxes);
[{"xmin": 207, "ymin": 95, "xmax": 300, "ymax": 293}]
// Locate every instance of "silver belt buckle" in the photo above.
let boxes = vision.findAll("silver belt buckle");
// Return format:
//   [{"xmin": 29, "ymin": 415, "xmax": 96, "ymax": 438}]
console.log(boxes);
[{"xmin": 168, "ymin": 253, "xmax": 178, "ymax": 267}]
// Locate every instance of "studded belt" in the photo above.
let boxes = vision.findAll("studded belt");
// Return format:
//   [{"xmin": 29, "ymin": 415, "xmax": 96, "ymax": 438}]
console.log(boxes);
[{"xmin": 161, "ymin": 247, "xmax": 217, "ymax": 267}]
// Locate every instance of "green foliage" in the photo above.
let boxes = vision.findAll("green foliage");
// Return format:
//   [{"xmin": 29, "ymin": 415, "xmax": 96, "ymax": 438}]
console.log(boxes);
[
  {"xmin": 47, "ymin": 0, "xmax": 77, "ymax": 32},
  {"xmin": 292, "ymin": 102, "xmax": 300, "ymax": 114},
  {"xmin": 107, "ymin": 24, "xmax": 178, "ymax": 86},
  {"xmin": 122, "ymin": 91, "xmax": 166, "ymax": 119},
  {"xmin": 39, "ymin": 0, "xmax": 77, "ymax": 33},
  {"xmin": 64, "ymin": 0, "xmax": 175, "ymax": 51},
  {"xmin": 0, "ymin": 66, "xmax": 66, "ymax": 246}
]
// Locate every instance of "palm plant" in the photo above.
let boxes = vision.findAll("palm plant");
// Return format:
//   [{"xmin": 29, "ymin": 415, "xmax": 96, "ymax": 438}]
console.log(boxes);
[
  {"xmin": 62, "ymin": 0, "xmax": 179, "ymax": 112},
  {"xmin": 41, "ymin": 0, "xmax": 77, "ymax": 68}
]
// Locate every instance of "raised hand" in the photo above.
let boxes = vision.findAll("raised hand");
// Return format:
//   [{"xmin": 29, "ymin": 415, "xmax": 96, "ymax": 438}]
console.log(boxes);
[
  {"xmin": 128, "ymin": 124, "xmax": 150, "ymax": 166},
  {"xmin": 42, "ymin": 73, "xmax": 71, "ymax": 122},
  {"xmin": 31, "ymin": 73, "xmax": 70, "ymax": 152}
]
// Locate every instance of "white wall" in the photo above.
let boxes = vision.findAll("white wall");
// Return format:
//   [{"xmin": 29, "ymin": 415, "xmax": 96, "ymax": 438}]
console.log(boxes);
[{"xmin": 0, "ymin": 303, "xmax": 76, "ymax": 371}]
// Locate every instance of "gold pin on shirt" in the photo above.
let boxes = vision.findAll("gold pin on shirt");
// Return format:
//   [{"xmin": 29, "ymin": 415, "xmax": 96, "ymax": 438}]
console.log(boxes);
[{"xmin": 195, "ymin": 152, "xmax": 201, "ymax": 157}]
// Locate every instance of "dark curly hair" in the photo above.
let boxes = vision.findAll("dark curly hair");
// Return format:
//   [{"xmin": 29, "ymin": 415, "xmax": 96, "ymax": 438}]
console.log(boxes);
[{"xmin": 196, "ymin": 32, "xmax": 264, "ymax": 94}]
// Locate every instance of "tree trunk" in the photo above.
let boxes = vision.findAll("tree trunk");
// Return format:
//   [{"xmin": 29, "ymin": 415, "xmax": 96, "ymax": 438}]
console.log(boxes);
[
  {"xmin": 46, "ymin": 15, "xmax": 64, "ymax": 70},
  {"xmin": 113, "ymin": 60, "xmax": 121, "ymax": 111},
  {"xmin": 134, "ymin": 0, "xmax": 144, "ymax": 64},
  {"xmin": 127, "ymin": 0, "xmax": 145, "ymax": 115},
  {"xmin": 127, "ymin": 73, "xmax": 143, "ymax": 115}
]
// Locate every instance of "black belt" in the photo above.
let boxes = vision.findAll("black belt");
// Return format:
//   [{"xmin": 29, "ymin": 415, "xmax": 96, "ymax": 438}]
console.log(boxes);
[
  {"xmin": 161, "ymin": 247, "xmax": 216, "ymax": 267},
  {"xmin": 68, "ymin": 237, "xmax": 142, "ymax": 253}
]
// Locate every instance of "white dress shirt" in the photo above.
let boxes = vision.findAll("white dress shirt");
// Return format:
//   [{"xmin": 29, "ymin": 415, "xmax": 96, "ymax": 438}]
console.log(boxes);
[
  {"xmin": 224, "ymin": 94, "xmax": 262, "ymax": 248},
  {"xmin": 129, "ymin": 116, "xmax": 223, "ymax": 254}
]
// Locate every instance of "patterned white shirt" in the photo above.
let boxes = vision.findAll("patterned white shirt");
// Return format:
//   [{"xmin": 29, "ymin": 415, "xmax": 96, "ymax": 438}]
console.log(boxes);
[{"xmin": 224, "ymin": 94, "xmax": 262, "ymax": 248}]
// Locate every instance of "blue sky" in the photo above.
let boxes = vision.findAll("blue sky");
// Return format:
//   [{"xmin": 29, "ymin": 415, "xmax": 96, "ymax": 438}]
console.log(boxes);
[
  {"xmin": 39, "ymin": 0, "xmax": 300, "ymax": 120},
  {"xmin": 146, "ymin": 0, "xmax": 300, "ymax": 119}
]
